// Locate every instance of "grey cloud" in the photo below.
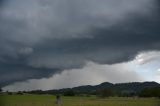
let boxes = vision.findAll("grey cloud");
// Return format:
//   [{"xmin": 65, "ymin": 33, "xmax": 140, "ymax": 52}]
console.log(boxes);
[
  {"xmin": 28, "ymin": 21, "xmax": 160, "ymax": 69},
  {"xmin": 0, "ymin": 58, "xmax": 60, "ymax": 86},
  {"xmin": 0, "ymin": 0, "xmax": 160, "ymax": 87},
  {"xmin": 18, "ymin": 47, "xmax": 33, "ymax": 55},
  {"xmin": 2, "ymin": 62, "xmax": 144, "ymax": 91},
  {"xmin": 0, "ymin": 0, "xmax": 157, "ymax": 44}
]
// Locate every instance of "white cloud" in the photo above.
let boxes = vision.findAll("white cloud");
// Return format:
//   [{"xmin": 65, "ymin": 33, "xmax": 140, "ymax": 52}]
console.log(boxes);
[
  {"xmin": 135, "ymin": 51, "xmax": 160, "ymax": 65},
  {"xmin": 150, "ymin": 74, "xmax": 160, "ymax": 83}
]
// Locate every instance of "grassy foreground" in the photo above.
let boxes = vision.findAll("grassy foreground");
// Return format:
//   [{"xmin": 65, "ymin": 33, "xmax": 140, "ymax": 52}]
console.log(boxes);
[{"xmin": 0, "ymin": 94, "xmax": 160, "ymax": 106}]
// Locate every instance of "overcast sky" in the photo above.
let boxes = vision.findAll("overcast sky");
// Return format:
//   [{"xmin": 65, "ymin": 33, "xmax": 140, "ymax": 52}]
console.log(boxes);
[{"xmin": 0, "ymin": 0, "xmax": 160, "ymax": 91}]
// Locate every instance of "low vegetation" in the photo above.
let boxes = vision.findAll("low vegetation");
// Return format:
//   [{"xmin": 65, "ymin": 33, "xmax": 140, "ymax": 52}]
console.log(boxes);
[{"xmin": 0, "ymin": 94, "xmax": 160, "ymax": 106}]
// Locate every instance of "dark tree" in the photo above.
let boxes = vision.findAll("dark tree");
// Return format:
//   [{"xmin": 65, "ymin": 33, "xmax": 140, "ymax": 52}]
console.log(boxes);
[
  {"xmin": 98, "ymin": 88, "xmax": 114, "ymax": 98},
  {"xmin": 64, "ymin": 90, "xmax": 75, "ymax": 96},
  {"xmin": 139, "ymin": 87, "xmax": 160, "ymax": 98},
  {"xmin": 17, "ymin": 91, "xmax": 24, "ymax": 95}
]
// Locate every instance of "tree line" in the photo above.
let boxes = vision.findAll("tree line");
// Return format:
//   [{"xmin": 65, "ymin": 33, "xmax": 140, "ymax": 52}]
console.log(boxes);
[{"xmin": 1, "ymin": 87, "xmax": 160, "ymax": 98}]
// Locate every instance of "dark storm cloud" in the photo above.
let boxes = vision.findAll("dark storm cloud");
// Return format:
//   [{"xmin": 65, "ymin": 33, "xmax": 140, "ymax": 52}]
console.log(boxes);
[
  {"xmin": 0, "ymin": 56, "xmax": 60, "ymax": 87},
  {"xmin": 0, "ymin": 0, "xmax": 5, "ymax": 6},
  {"xmin": 0, "ymin": 0, "xmax": 160, "ymax": 87},
  {"xmin": 29, "ymin": 18, "xmax": 160, "ymax": 69}
]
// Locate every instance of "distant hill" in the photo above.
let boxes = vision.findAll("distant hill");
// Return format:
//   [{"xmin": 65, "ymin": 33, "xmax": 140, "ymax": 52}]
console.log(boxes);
[{"xmin": 45, "ymin": 81, "xmax": 160, "ymax": 94}]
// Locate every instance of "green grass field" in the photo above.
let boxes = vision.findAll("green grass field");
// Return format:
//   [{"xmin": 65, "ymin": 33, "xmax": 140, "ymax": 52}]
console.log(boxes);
[{"xmin": 0, "ymin": 94, "xmax": 160, "ymax": 106}]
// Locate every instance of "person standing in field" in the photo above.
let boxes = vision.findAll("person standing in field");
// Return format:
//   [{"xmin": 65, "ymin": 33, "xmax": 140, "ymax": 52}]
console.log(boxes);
[{"xmin": 55, "ymin": 95, "xmax": 61, "ymax": 105}]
